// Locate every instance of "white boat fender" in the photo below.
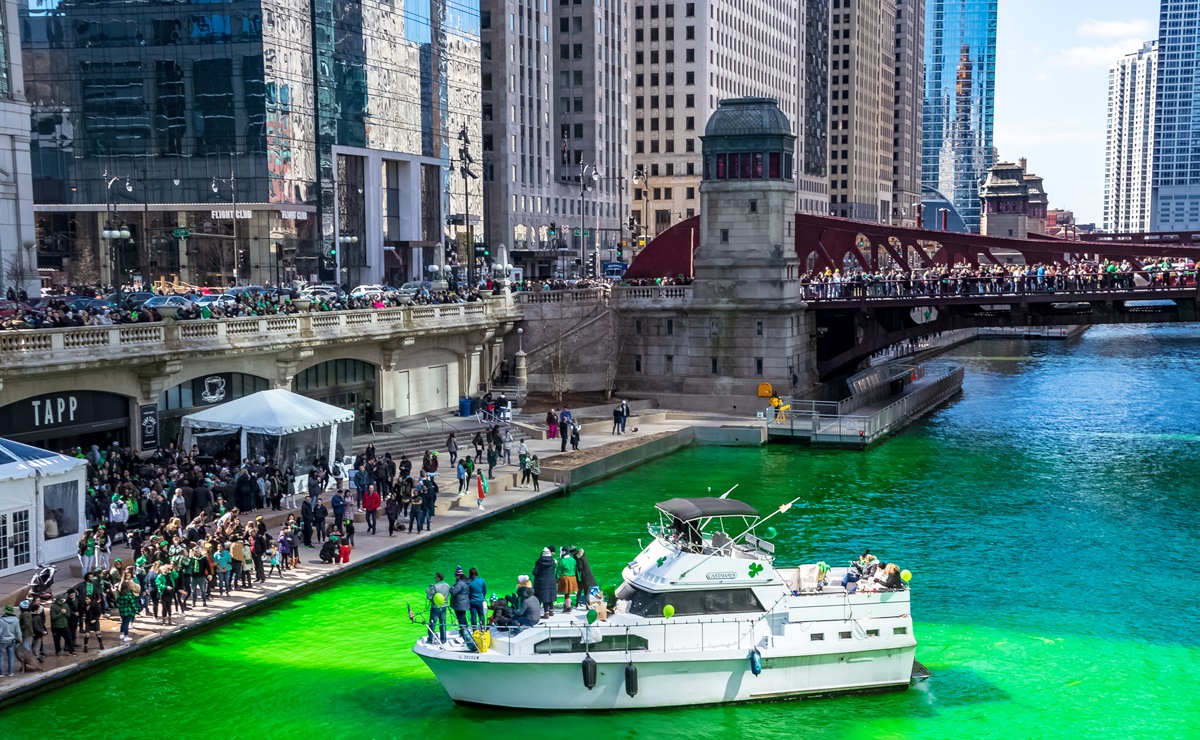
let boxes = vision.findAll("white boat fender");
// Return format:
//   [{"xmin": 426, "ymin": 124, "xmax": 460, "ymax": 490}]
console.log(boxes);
[
  {"xmin": 624, "ymin": 662, "xmax": 639, "ymax": 698},
  {"xmin": 749, "ymin": 648, "xmax": 763, "ymax": 676},
  {"xmin": 582, "ymin": 655, "xmax": 598, "ymax": 690}
]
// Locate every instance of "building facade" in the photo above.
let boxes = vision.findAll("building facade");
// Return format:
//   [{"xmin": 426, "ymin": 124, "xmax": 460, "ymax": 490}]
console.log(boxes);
[
  {"xmin": 0, "ymin": 0, "xmax": 34, "ymax": 299},
  {"xmin": 22, "ymin": 0, "xmax": 481, "ymax": 290},
  {"xmin": 829, "ymin": 0, "xmax": 895, "ymax": 222},
  {"xmin": 1152, "ymin": 0, "xmax": 1200, "ymax": 230},
  {"xmin": 481, "ymin": 0, "xmax": 629, "ymax": 279},
  {"xmin": 892, "ymin": 0, "xmax": 924, "ymax": 226},
  {"xmin": 979, "ymin": 158, "xmax": 1046, "ymax": 240},
  {"xmin": 1105, "ymin": 41, "xmax": 1157, "ymax": 234},
  {"xmin": 629, "ymin": 0, "xmax": 828, "ymax": 246},
  {"xmin": 922, "ymin": 0, "xmax": 996, "ymax": 233}
]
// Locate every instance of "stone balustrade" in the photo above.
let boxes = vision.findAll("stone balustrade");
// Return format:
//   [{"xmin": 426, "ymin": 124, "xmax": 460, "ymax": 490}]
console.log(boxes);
[
  {"xmin": 0, "ymin": 300, "xmax": 518, "ymax": 372},
  {"xmin": 513, "ymin": 287, "xmax": 610, "ymax": 305},
  {"xmin": 612, "ymin": 284, "xmax": 693, "ymax": 306}
]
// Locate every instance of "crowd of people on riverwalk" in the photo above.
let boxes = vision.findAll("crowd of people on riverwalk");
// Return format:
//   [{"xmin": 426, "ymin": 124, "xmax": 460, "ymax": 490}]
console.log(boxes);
[
  {"xmin": 422, "ymin": 544, "xmax": 599, "ymax": 645},
  {"xmin": 800, "ymin": 258, "xmax": 1197, "ymax": 301},
  {"xmin": 0, "ymin": 419, "xmax": 556, "ymax": 678}
]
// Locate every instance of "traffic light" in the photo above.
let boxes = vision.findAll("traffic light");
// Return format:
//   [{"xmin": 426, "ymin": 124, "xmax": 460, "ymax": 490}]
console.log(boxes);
[
  {"xmin": 638, "ymin": 236, "xmax": 647, "ymax": 247},
  {"xmin": 617, "ymin": 241, "xmax": 624, "ymax": 260},
  {"xmin": 548, "ymin": 222, "xmax": 557, "ymax": 237}
]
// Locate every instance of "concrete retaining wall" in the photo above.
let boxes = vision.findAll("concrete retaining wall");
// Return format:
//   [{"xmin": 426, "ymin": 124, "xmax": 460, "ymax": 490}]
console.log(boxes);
[{"xmin": 541, "ymin": 428, "xmax": 696, "ymax": 489}]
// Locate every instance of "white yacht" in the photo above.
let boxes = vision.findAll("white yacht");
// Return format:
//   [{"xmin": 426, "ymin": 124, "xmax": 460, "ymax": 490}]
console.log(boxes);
[{"xmin": 414, "ymin": 497, "xmax": 922, "ymax": 710}]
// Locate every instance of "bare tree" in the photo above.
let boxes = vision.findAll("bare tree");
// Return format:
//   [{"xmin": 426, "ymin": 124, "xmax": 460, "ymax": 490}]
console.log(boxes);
[
  {"xmin": 4, "ymin": 251, "xmax": 33, "ymax": 295},
  {"xmin": 602, "ymin": 307, "xmax": 629, "ymax": 401},
  {"xmin": 68, "ymin": 240, "xmax": 100, "ymax": 286}
]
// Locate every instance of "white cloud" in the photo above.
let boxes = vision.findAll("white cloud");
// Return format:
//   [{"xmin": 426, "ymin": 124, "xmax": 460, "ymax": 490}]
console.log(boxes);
[
  {"xmin": 1049, "ymin": 39, "xmax": 1149, "ymax": 69},
  {"xmin": 1078, "ymin": 18, "xmax": 1155, "ymax": 39}
]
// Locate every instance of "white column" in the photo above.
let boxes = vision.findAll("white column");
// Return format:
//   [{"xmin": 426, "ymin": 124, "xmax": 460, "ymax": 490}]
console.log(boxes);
[{"xmin": 364, "ymin": 152, "xmax": 384, "ymax": 285}]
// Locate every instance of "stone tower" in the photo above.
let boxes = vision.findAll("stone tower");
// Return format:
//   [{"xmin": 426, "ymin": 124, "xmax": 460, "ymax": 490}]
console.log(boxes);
[{"xmin": 617, "ymin": 98, "xmax": 815, "ymax": 412}]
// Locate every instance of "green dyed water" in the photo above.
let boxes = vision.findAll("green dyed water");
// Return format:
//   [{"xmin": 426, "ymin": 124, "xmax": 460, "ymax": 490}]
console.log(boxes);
[{"xmin": 4, "ymin": 325, "xmax": 1200, "ymax": 738}]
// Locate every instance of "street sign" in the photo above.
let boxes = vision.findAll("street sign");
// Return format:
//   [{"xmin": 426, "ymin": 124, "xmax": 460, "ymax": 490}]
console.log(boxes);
[
  {"xmin": 173, "ymin": 227, "xmax": 191, "ymax": 239},
  {"xmin": 573, "ymin": 229, "xmax": 591, "ymax": 236}
]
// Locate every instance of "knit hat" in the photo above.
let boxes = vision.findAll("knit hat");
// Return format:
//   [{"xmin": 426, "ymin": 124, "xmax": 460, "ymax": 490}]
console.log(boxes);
[
  {"xmin": 454, "ymin": 566, "xmax": 464, "ymax": 576},
  {"xmin": 3, "ymin": 606, "xmax": 12, "ymax": 615},
  {"xmin": 517, "ymin": 575, "xmax": 531, "ymax": 585},
  {"xmin": 541, "ymin": 547, "xmax": 552, "ymax": 556}
]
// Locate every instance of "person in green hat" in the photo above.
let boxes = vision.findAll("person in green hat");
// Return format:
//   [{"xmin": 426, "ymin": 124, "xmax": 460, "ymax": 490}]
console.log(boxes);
[{"xmin": 556, "ymin": 546, "xmax": 578, "ymax": 613}]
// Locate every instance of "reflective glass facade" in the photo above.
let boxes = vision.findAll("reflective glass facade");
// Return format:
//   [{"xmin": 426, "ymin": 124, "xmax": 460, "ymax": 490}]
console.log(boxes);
[
  {"xmin": 21, "ymin": 0, "xmax": 480, "ymax": 287},
  {"xmin": 1151, "ymin": 0, "xmax": 1200, "ymax": 231},
  {"xmin": 922, "ymin": 0, "xmax": 996, "ymax": 233}
]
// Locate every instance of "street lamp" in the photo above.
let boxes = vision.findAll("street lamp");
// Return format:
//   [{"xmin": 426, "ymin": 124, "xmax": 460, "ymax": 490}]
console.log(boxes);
[
  {"xmin": 631, "ymin": 165, "xmax": 652, "ymax": 255},
  {"xmin": 212, "ymin": 170, "xmax": 239, "ymax": 285},
  {"xmin": 578, "ymin": 158, "xmax": 599, "ymax": 279}
]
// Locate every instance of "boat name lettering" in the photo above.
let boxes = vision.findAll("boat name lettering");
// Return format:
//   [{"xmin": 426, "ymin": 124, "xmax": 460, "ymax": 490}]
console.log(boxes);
[{"xmin": 706, "ymin": 572, "xmax": 737, "ymax": 580}]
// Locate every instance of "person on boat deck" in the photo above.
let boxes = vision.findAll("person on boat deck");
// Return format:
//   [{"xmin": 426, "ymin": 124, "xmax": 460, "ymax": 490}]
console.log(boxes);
[
  {"xmin": 450, "ymin": 567, "xmax": 472, "ymax": 638},
  {"xmin": 672, "ymin": 517, "xmax": 702, "ymax": 549},
  {"xmin": 556, "ymin": 546, "xmax": 578, "ymax": 612},
  {"xmin": 532, "ymin": 547, "xmax": 558, "ymax": 617},
  {"xmin": 842, "ymin": 550, "xmax": 879, "ymax": 588},
  {"xmin": 571, "ymin": 546, "xmax": 597, "ymax": 607},
  {"xmin": 515, "ymin": 576, "xmax": 541, "ymax": 630},
  {"xmin": 874, "ymin": 563, "xmax": 904, "ymax": 590},
  {"xmin": 426, "ymin": 572, "xmax": 451, "ymax": 644}
]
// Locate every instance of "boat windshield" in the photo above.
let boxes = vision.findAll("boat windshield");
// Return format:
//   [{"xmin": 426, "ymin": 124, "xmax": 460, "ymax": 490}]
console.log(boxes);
[{"xmin": 616, "ymin": 583, "xmax": 764, "ymax": 618}]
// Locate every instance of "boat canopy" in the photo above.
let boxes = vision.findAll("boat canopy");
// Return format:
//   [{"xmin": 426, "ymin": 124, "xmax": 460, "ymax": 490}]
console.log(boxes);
[{"xmin": 654, "ymin": 498, "xmax": 758, "ymax": 522}]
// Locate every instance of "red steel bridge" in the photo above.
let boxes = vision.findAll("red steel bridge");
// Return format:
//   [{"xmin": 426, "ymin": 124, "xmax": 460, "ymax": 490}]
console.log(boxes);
[{"xmin": 626, "ymin": 213, "xmax": 1200, "ymax": 378}]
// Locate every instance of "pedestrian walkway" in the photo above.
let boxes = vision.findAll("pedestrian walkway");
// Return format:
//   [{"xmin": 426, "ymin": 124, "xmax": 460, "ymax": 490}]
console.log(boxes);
[{"xmin": 0, "ymin": 409, "xmax": 734, "ymax": 704}]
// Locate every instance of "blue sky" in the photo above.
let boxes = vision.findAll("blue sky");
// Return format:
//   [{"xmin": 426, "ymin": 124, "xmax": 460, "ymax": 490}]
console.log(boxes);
[{"xmin": 994, "ymin": 0, "xmax": 1159, "ymax": 224}]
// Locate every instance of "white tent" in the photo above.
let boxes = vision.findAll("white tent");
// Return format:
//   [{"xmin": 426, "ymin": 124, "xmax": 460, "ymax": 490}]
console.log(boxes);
[
  {"xmin": 0, "ymin": 438, "xmax": 88, "ymax": 575},
  {"xmin": 181, "ymin": 389, "xmax": 355, "ymax": 472}
]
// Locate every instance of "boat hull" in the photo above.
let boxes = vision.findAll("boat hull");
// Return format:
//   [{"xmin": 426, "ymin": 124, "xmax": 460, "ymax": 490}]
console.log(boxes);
[{"xmin": 415, "ymin": 644, "xmax": 916, "ymax": 710}]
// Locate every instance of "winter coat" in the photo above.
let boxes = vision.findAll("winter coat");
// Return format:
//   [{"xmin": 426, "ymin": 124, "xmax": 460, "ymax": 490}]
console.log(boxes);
[
  {"xmin": 468, "ymin": 576, "xmax": 488, "ymax": 605},
  {"xmin": 449, "ymin": 579, "xmax": 471, "ymax": 612},
  {"xmin": 532, "ymin": 555, "xmax": 557, "ymax": 603},
  {"xmin": 575, "ymin": 552, "xmax": 598, "ymax": 593},
  {"xmin": 0, "ymin": 615, "xmax": 22, "ymax": 643},
  {"xmin": 516, "ymin": 588, "xmax": 541, "ymax": 624}
]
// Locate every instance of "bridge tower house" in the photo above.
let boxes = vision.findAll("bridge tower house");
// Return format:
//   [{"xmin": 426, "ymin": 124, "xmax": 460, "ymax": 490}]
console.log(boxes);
[{"xmin": 618, "ymin": 98, "xmax": 816, "ymax": 410}]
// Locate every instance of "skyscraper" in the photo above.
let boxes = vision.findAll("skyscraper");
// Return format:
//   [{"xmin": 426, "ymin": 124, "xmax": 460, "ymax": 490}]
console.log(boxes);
[
  {"xmin": 922, "ymin": 0, "xmax": 996, "ymax": 233},
  {"xmin": 0, "ymin": 0, "xmax": 34, "ymax": 298},
  {"xmin": 892, "ymin": 0, "xmax": 925, "ymax": 226},
  {"xmin": 629, "ymin": 0, "xmax": 829, "ymax": 240},
  {"xmin": 23, "ymin": 0, "xmax": 481, "ymax": 289},
  {"xmin": 1151, "ymin": 1, "xmax": 1200, "ymax": 231},
  {"xmin": 481, "ymin": 0, "xmax": 629, "ymax": 277},
  {"xmin": 829, "ymin": 0, "xmax": 895, "ymax": 222},
  {"xmin": 1105, "ymin": 41, "xmax": 1157, "ymax": 234}
]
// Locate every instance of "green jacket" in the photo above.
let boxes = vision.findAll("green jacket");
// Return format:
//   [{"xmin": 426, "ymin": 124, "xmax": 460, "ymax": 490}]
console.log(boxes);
[
  {"xmin": 556, "ymin": 555, "xmax": 576, "ymax": 578},
  {"xmin": 49, "ymin": 599, "xmax": 72, "ymax": 629}
]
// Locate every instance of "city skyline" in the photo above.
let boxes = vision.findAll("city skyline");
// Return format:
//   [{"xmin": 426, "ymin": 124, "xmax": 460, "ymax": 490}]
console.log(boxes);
[{"xmin": 994, "ymin": 0, "xmax": 1158, "ymax": 226}]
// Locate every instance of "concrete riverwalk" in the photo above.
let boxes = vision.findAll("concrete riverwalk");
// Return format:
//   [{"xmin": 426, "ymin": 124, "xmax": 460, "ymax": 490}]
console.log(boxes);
[{"xmin": 0, "ymin": 410, "xmax": 761, "ymax": 708}]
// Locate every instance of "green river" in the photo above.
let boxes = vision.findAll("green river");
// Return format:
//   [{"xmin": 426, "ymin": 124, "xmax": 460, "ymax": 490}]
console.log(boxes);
[{"xmin": 2, "ymin": 325, "xmax": 1198, "ymax": 738}]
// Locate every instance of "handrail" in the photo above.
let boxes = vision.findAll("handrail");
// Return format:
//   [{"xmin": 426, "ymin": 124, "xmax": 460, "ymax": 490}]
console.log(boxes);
[{"xmin": 802, "ymin": 270, "xmax": 1198, "ymax": 302}]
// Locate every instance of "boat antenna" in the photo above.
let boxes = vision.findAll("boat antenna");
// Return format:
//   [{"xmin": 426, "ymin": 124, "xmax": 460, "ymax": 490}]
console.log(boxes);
[
  {"xmin": 677, "ymin": 496, "xmax": 801, "ymax": 579},
  {"xmin": 718, "ymin": 484, "xmax": 738, "ymax": 500}
]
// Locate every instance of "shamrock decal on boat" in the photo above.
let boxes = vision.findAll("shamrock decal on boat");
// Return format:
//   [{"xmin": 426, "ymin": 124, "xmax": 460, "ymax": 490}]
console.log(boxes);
[
  {"xmin": 656, "ymin": 556, "xmax": 667, "ymax": 568},
  {"xmin": 748, "ymin": 563, "xmax": 764, "ymax": 578}
]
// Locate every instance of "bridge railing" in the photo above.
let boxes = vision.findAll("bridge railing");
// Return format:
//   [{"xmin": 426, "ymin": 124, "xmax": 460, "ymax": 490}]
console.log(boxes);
[
  {"xmin": 513, "ymin": 287, "xmax": 610, "ymax": 305},
  {"xmin": 802, "ymin": 271, "xmax": 1198, "ymax": 302},
  {"xmin": 0, "ymin": 300, "xmax": 518, "ymax": 364}
]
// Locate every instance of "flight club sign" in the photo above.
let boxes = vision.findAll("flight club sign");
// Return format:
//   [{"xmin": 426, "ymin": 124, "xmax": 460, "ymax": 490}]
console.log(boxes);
[{"xmin": 0, "ymin": 391, "xmax": 129, "ymax": 436}]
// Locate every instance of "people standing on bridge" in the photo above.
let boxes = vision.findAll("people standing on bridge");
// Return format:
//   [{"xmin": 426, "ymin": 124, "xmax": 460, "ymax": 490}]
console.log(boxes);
[{"xmin": 547, "ymin": 409, "xmax": 558, "ymax": 439}]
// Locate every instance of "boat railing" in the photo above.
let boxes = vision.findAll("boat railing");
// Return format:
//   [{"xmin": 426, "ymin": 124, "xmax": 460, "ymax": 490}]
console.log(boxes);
[{"xmin": 508, "ymin": 616, "xmax": 765, "ymax": 656}]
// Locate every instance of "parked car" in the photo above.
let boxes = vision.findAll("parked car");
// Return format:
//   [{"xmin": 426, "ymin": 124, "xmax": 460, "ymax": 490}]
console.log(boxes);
[
  {"xmin": 351, "ymin": 284, "xmax": 385, "ymax": 297},
  {"xmin": 0, "ymin": 300, "xmax": 35, "ymax": 318},
  {"xmin": 194, "ymin": 293, "xmax": 238, "ymax": 309},
  {"xmin": 226, "ymin": 285, "xmax": 266, "ymax": 298},
  {"xmin": 106, "ymin": 291, "xmax": 155, "ymax": 310},
  {"xmin": 397, "ymin": 281, "xmax": 432, "ymax": 296},
  {"xmin": 143, "ymin": 295, "xmax": 193, "ymax": 312}
]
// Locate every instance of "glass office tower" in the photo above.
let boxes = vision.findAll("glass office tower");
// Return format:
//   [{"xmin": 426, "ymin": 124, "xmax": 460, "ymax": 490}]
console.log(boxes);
[
  {"xmin": 22, "ymin": 0, "xmax": 480, "ymax": 288},
  {"xmin": 922, "ymin": 0, "xmax": 996, "ymax": 233},
  {"xmin": 1151, "ymin": 0, "xmax": 1200, "ymax": 231}
]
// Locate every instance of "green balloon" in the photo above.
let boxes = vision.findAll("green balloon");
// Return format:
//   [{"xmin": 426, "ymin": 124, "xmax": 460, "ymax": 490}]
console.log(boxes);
[
  {"xmin": 586, "ymin": 609, "xmax": 598, "ymax": 624},
  {"xmin": 764, "ymin": 526, "xmax": 777, "ymax": 540},
  {"xmin": 433, "ymin": 593, "xmax": 446, "ymax": 607},
  {"xmin": 662, "ymin": 604, "xmax": 675, "ymax": 619}
]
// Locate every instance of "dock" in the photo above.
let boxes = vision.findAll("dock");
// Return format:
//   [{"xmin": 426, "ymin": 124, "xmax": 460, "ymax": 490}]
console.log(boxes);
[{"xmin": 767, "ymin": 363, "xmax": 964, "ymax": 447}]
